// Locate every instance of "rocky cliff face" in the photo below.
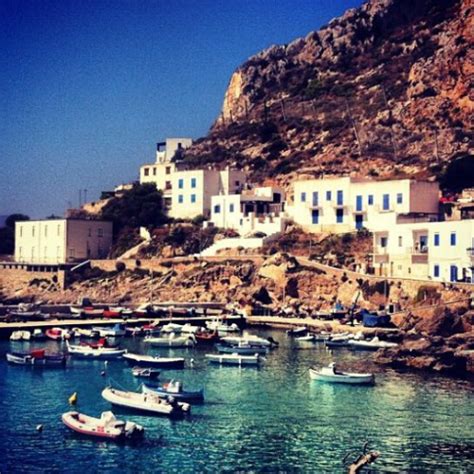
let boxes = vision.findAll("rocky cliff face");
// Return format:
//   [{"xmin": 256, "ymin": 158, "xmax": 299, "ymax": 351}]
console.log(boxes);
[{"xmin": 184, "ymin": 0, "xmax": 473, "ymax": 184}]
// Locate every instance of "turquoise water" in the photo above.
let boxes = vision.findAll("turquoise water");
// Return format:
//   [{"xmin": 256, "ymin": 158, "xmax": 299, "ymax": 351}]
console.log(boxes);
[{"xmin": 0, "ymin": 329, "xmax": 473, "ymax": 473}]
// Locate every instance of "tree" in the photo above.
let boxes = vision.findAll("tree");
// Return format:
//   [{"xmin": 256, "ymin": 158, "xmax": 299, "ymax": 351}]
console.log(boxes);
[
  {"xmin": 100, "ymin": 183, "xmax": 168, "ymax": 235},
  {"xmin": 0, "ymin": 213, "xmax": 30, "ymax": 255}
]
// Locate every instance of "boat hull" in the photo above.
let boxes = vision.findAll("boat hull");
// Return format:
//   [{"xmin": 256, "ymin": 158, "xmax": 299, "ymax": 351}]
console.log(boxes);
[
  {"xmin": 123, "ymin": 353, "xmax": 185, "ymax": 369},
  {"xmin": 215, "ymin": 344, "xmax": 268, "ymax": 355},
  {"xmin": 205, "ymin": 354, "xmax": 261, "ymax": 366},
  {"xmin": 309, "ymin": 368, "xmax": 374, "ymax": 385},
  {"xmin": 142, "ymin": 384, "xmax": 204, "ymax": 403}
]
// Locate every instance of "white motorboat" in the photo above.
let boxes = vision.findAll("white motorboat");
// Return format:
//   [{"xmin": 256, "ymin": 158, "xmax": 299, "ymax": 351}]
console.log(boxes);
[
  {"xmin": 123, "ymin": 352, "xmax": 185, "ymax": 369},
  {"xmin": 62, "ymin": 411, "xmax": 144, "ymax": 440},
  {"xmin": 295, "ymin": 334, "xmax": 316, "ymax": 343},
  {"xmin": 101, "ymin": 387, "xmax": 190, "ymax": 417},
  {"xmin": 10, "ymin": 330, "xmax": 30, "ymax": 341},
  {"xmin": 66, "ymin": 341, "xmax": 126, "ymax": 359},
  {"xmin": 160, "ymin": 323, "xmax": 186, "ymax": 334},
  {"xmin": 92, "ymin": 324, "xmax": 126, "ymax": 337},
  {"xmin": 220, "ymin": 335, "xmax": 272, "ymax": 348},
  {"xmin": 144, "ymin": 333, "xmax": 196, "ymax": 348},
  {"xmin": 286, "ymin": 326, "xmax": 308, "ymax": 336},
  {"xmin": 73, "ymin": 328, "xmax": 100, "ymax": 339},
  {"xmin": 309, "ymin": 363, "xmax": 374, "ymax": 385},
  {"xmin": 348, "ymin": 336, "xmax": 398, "ymax": 351},
  {"xmin": 205, "ymin": 319, "xmax": 240, "ymax": 335},
  {"xmin": 205, "ymin": 353, "xmax": 262, "ymax": 366}
]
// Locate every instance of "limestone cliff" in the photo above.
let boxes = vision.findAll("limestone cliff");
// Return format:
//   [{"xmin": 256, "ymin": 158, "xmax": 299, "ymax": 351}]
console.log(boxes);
[{"xmin": 184, "ymin": 0, "xmax": 473, "ymax": 184}]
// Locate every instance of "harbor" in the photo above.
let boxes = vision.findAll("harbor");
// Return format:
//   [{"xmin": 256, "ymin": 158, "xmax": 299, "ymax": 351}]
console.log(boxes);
[{"xmin": 1, "ymin": 327, "xmax": 473, "ymax": 472}]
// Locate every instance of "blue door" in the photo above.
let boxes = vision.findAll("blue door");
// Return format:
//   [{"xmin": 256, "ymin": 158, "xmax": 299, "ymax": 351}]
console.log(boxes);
[
  {"xmin": 450, "ymin": 265, "xmax": 458, "ymax": 282},
  {"xmin": 355, "ymin": 215, "xmax": 363, "ymax": 230},
  {"xmin": 311, "ymin": 209, "xmax": 319, "ymax": 224}
]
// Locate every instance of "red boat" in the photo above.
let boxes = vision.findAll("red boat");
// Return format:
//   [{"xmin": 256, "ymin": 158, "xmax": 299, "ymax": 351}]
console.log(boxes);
[
  {"xmin": 46, "ymin": 328, "xmax": 70, "ymax": 340},
  {"xmin": 195, "ymin": 330, "xmax": 220, "ymax": 344}
]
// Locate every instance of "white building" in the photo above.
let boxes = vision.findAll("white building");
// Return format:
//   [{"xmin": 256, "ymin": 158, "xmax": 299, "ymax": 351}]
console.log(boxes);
[
  {"xmin": 15, "ymin": 219, "xmax": 113, "ymax": 264},
  {"xmin": 372, "ymin": 219, "xmax": 474, "ymax": 282},
  {"xmin": 169, "ymin": 168, "xmax": 246, "ymax": 219},
  {"xmin": 287, "ymin": 177, "xmax": 440, "ymax": 233},
  {"xmin": 140, "ymin": 138, "xmax": 193, "ymax": 208},
  {"xmin": 210, "ymin": 186, "xmax": 286, "ymax": 236}
]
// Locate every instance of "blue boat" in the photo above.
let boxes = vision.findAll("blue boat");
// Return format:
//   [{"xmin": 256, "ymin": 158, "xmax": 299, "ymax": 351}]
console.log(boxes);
[
  {"xmin": 142, "ymin": 381, "xmax": 204, "ymax": 403},
  {"xmin": 361, "ymin": 310, "xmax": 391, "ymax": 328},
  {"xmin": 215, "ymin": 343, "xmax": 268, "ymax": 355}
]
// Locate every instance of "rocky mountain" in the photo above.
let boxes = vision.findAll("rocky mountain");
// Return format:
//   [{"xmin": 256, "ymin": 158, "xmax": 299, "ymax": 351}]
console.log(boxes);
[{"xmin": 183, "ymin": 0, "xmax": 473, "ymax": 186}]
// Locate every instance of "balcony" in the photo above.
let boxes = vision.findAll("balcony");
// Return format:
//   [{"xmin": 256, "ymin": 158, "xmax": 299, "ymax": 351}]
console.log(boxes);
[
  {"xmin": 408, "ymin": 245, "xmax": 428, "ymax": 264},
  {"xmin": 373, "ymin": 254, "xmax": 389, "ymax": 264}
]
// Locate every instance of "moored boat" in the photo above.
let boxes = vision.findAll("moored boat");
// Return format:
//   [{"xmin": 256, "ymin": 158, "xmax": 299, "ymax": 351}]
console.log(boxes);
[
  {"xmin": 32, "ymin": 329, "xmax": 47, "ymax": 340},
  {"xmin": 142, "ymin": 380, "xmax": 204, "ymax": 403},
  {"xmin": 144, "ymin": 333, "xmax": 196, "ymax": 348},
  {"xmin": 195, "ymin": 330, "xmax": 220, "ymax": 345},
  {"xmin": 101, "ymin": 387, "xmax": 190, "ymax": 417},
  {"xmin": 70, "ymin": 306, "xmax": 104, "ymax": 317},
  {"xmin": 286, "ymin": 326, "xmax": 308, "ymax": 337},
  {"xmin": 215, "ymin": 343, "xmax": 268, "ymax": 355},
  {"xmin": 62, "ymin": 411, "xmax": 144, "ymax": 440},
  {"xmin": 9, "ymin": 330, "xmax": 30, "ymax": 341},
  {"xmin": 205, "ymin": 353, "xmax": 262, "ymax": 366},
  {"xmin": 205, "ymin": 319, "xmax": 240, "ymax": 335},
  {"xmin": 348, "ymin": 337, "xmax": 398, "ymax": 351},
  {"xmin": 132, "ymin": 367, "xmax": 160, "ymax": 379},
  {"xmin": 220, "ymin": 335, "xmax": 273, "ymax": 348},
  {"xmin": 66, "ymin": 341, "xmax": 126, "ymax": 359},
  {"xmin": 46, "ymin": 327, "xmax": 71, "ymax": 340},
  {"xmin": 6, "ymin": 349, "xmax": 67, "ymax": 367},
  {"xmin": 123, "ymin": 352, "xmax": 185, "ymax": 369},
  {"xmin": 309, "ymin": 363, "xmax": 374, "ymax": 385},
  {"xmin": 92, "ymin": 324, "xmax": 126, "ymax": 338}
]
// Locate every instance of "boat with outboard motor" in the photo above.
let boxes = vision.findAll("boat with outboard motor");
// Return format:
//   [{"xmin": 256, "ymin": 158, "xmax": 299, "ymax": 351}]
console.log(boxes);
[
  {"xmin": 101, "ymin": 387, "xmax": 190, "ymax": 417},
  {"xmin": 10, "ymin": 330, "xmax": 31, "ymax": 341},
  {"xmin": 144, "ymin": 333, "xmax": 196, "ymax": 348},
  {"xmin": 123, "ymin": 352, "xmax": 185, "ymax": 369},
  {"xmin": 62, "ymin": 411, "xmax": 144, "ymax": 440},
  {"xmin": 286, "ymin": 326, "xmax": 308, "ymax": 337},
  {"xmin": 6, "ymin": 349, "xmax": 67, "ymax": 367},
  {"xmin": 132, "ymin": 367, "xmax": 160, "ymax": 379},
  {"xmin": 66, "ymin": 341, "xmax": 126, "ymax": 359},
  {"xmin": 142, "ymin": 380, "xmax": 204, "ymax": 403},
  {"xmin": 92, "ymin": 324, "xmax": 126, "ymax": 338},
  {"xmin": 220, "ymin": 335, "xmax": 276, "ymax": 348},
  {"xmin": 215, "ymin": 343, "xmax": 268, "ymax": 355},
  {"xmin": 348, "ymin": 336, "xmax": 398, "ymax": 351},
  {"xmin": 205, "ymin": 353, "xmax": 263, "ymax": 366},
  {"xmin": 309, "ymin": 363, "xmax": 374, "ymax": 385}
]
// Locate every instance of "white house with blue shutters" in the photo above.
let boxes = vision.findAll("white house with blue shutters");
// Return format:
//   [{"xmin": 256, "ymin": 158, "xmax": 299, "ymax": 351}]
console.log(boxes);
[
  {"xmin": 210, "ymin": 186, "xmax": 286, "ymax": 236},
  {"xmin": 169, "ymin": 167, "xmax": 246, "ymax": 219},
  {"xmin": 287, "ymin": 177, "xmax": 440, "ymax": 233},
  {"xmin": 372, "ymin": 219, "xmax": 474, "ymax": 282}
]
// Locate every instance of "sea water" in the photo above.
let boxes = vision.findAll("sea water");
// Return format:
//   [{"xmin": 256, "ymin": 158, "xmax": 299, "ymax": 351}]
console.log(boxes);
[{"xmin": 0, "ymin": 329, "xmax": 473, "ymax": 473}]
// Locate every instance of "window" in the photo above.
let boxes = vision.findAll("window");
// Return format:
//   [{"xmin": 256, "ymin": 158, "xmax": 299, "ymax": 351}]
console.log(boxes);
[
  {"xmin": 337, "ymin": 190, "xmax": 343, "ymax": 205},
  {"xmin": 144, "ymin": 167, "xmax": 149, "ymax": 176},
  {"xmin": 229, "ymin": 203, "xmax": 235, "ymax": 213},
  {"xmin": 312, "ymin": 209, "xmax": 319, "ymax": 224},
  {"xmin": 450, "ymin": 232, "xmax": 456, "ymax": 246},
  {"xmin": 178, "ymin": 195, "xmax": 184, "ymax": 204},
  {"xmin": 398, "ymin": 236, "xmax": 403, "ymax": 247},
  {"xmin": 312, "ymin": 191, "xmax": 319, "ymax": 206},
  {"xmin": 380, "ymin": 237, "xmax": 388, "ymax": 248},
  {"xmin": 383, "ymin": 194, "xmax": 390, "ymax": 211},
  {"xmin": 153, "ymin": 167, "xmax": 157, "ymax": 176},
  {"xmin": 98, "ymin": 228, "xmax": 103, "ymax": 237},
  {"xmin": 434, "ymin": 264, "xmax": 440, "ymax": 278},
  {"xmin": 326, "ymin": 190, "xmax": 332, "ymax": 201},
  {"xmin": 301, "ymin": 192, "xmax": 306, "ymax": 203},
  {"xmin": 434, "ymin": 233, "xmax": 440, "ymax": 246},
  {"xmin": 165, "ymin": 181, "xmax": 172, "ymax": 190},
  {"xmin": 368, "ymin": 195, "xmax": 374, "ymax": 205},
  {"xmin": 336, "ymin": 208, "xmax": 343, "ymax": 223},
  {"xmin": 178, "ymin": 178, "xmax": 184, "ymax": 189},
  {"xmin": 397, "ymin": 193, "xmax": 403, "ymax": 204},
  {"xmin": 214, "ymin": 205, "xmax": 221, "ymax": 214},
  {"xmin": 191, "ymin": 177, "xmax": 197, "ymax": 188},
  {"xmin": 235, "ymin": 180, "xmax": 240, "ymax": 187},
  {"xmin": 165, "ymin": 166, "xmax": 171, "ymax": 175},
  {"xmin": 356, "ymin": 195, "xmax": 362, "ymax": 211},
  {"xmin": 190, "ymin": 194, "xmax": 196, "ymax": 203}
]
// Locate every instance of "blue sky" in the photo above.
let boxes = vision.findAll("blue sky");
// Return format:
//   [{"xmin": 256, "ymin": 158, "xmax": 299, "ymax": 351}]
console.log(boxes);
[{"xmin": 1, "ymin": 0, "xmax": 362, "ymax": 218}]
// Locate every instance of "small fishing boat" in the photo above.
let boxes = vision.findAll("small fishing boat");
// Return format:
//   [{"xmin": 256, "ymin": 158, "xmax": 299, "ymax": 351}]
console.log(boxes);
[
  {"xmin": 286, "ymin": 326, "xmax": 308, "ymax": 337},
  {"xmin": 125, "ymin": 326, "xmax": 146, "ymax": 337},
  {"xmin": 6, "ymin": 349, "xmax": 67, "ymax": 367},
  {"xmin": 101, "ymin": 387, "xmax": 190, "ymax": 417},
  {"xmin": 123, "ymin": 352, "xmax": 185, "ymax": 369},
  {"xmin": 295, "ymin": 334, "xmax": 316, "ymax": 343},
  {"xmin": 31, "ymin": 329, "xmax": 47, "ymax": 340},
  {"xmin": 45, "ymin": 327, "xmax": 71, "ymax": 340},
  {"xmin": 205, "ymin": 353, "xmax": 262, "ymax": 366},
  {"xmin": 132, "ymin": 367, "xmax": 160, "ymax": 379},
  {"xmin": 66, "ymin": 341, "xmax": 126, "ymax": 359},
  {"xmin": 195, "ymin": 330, "xmax": 220, "ymax": 344},
  {"xmin": 62, "ymin": 411, "xmax": 144, "ymax": 440},
  {"xmin": 220, "ymin": 335, "xmax": 273, "ymax": 348},
  {"xmin": 70, "ymin": 306, "xmax": 104, "ymax": 317},
  {"xmin": 9, "ymin": 330, "xmax": 30, "ymax": 341},
  {"xmin": 92, "ymin": 324, "xmax": 126, "ymax": 338},
  {"xmin": 144, "ymin": 333, "xmax": 196, "ymax": 348},
  {"xmin": 215, "ymin": 343, "xmax": 268, "ymax": 355},
  {"xmin": 142, "ymin": 380, "xmax": 204, "ymax": 403},
  {"xmin": 348, "ymin": 337, "xmax": 398, "ymax": 351},
  {"xmin": 73, "ymin": 328, "xmax": 100, "ymax": 339},
  {"xmin": 103, "ymin": 307, "xmax": 133, "ymax": 318},
  {"xmin": 312, "ymin": 332, "xmax": 331, "ymax": 342},
  {"xmin": 205, "ymin": 319, "xmax": 240, "ymax": 335},
  {"xmin": 160, "ymin": 322, "xmax": 186, "ymax": 334},
  {"xmin": 309, "ymin": 363, "xmax": 374, "ymax": 385}
]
